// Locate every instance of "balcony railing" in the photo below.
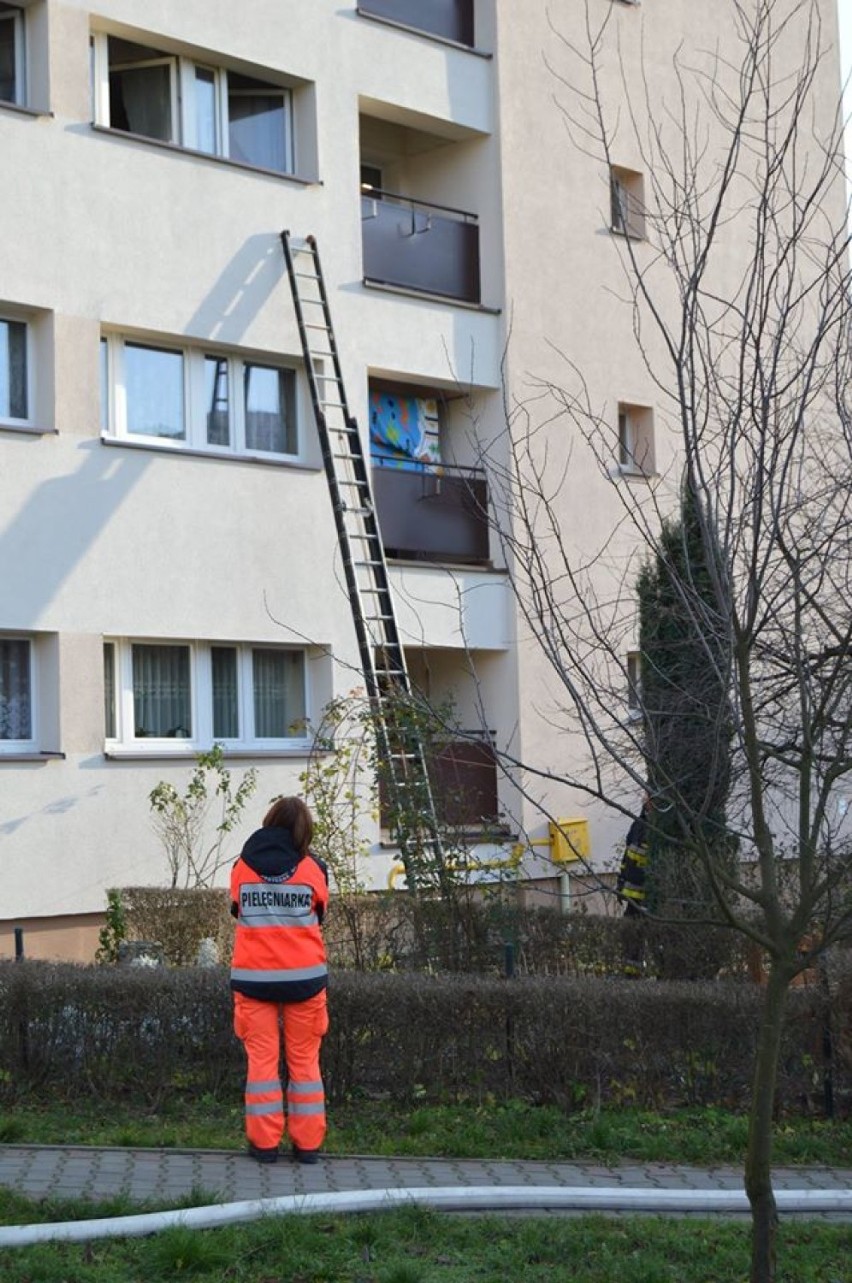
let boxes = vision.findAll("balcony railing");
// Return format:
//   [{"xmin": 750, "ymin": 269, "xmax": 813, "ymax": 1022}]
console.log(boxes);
[
  {"xmin": 361, "ymin": 190, "xmax": 481, "ymax": 304},
  {"xmin": 372, "ymin": 462, "xmax": 489, "ymax": 564},
  {"xmin": 357, "ymin": 0, "xmax": 474, "ymax": 47}
]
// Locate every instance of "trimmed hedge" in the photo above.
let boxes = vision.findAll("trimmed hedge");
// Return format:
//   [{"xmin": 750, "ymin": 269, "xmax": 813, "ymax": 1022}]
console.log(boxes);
[
  {"xmin": 1, "ymin": 961, "xmax": 849, "ymax": 1115},
  {"xmin": 113, "ymin": 886, "xmax": 751, "ymax": 979}
]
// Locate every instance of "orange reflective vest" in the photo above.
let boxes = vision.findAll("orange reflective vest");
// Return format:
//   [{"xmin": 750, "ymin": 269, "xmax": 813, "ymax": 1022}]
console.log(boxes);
[{"xmin": 230, "ymin": 853, "xmax": 328, "ymax": 1002}]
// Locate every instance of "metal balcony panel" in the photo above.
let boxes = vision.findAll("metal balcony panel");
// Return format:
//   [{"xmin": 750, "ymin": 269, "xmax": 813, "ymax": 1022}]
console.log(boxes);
[
  {"xmin": 362, "ymin": 195, "xmax": 480, "ymax": 304},
  {"xmin": 372, "ymin": 465, "xmax": 489, "ymax": 564},
  {"xmin": 358, "ymin": 0, "xmax": 474, "ymax": 47}
]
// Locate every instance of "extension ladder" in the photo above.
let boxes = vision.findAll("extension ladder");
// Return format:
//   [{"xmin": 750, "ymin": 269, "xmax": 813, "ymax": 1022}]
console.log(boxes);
[{"xmin": 280, "ymin": 231, "xmax": 446, "ymax": 893}]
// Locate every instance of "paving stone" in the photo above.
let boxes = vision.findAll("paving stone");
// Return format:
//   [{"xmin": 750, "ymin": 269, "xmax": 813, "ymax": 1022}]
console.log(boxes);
[{"xmin": 1, "ymin": 1145, "xmax": 850, "ymax": 1219}]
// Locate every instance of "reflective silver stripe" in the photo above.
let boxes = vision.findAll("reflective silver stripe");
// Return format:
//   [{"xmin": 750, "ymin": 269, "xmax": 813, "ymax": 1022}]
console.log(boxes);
[
  {"xmin": 240, "ymin": 912, "xmax": 319, "ymax": 928},
  {"xmin": 288, "ymin": 1080, "xmax": 323, "ymax": 1095},
  {"xmin": 287, "ymin": 1101, "xmax": 325, "ymax": 1116},
  {"xmin": 245, "ymin": 1102, "xmax": 284, "ymax": 1116},
  {"xmin": 246, "ymin": 1080, "xmax": 282, "ymax": 1095},
  {"xmin": 238, "ymin": 882, "xmax": 316, "ymax": 927},
  {"xmin": 231, "ymin": 965, "xmax": 327, "ymax": 983}
]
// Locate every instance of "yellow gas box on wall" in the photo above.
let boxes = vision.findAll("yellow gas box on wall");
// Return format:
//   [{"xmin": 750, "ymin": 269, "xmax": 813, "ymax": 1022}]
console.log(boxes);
[{"xmin": 549, "ymin": 817, "xmax": 590, "ymax": 864}]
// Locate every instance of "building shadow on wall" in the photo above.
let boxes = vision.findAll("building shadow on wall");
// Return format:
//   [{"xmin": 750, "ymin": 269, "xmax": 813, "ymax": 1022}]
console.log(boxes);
[{"xmin": 184, "ymin": 232, "xmax": 287, "ymax": 347}]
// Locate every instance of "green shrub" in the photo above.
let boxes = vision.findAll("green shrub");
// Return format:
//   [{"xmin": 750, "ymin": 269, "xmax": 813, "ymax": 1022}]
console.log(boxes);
[{"xmin": 1, "ymin": 960, "xmax": 847, "ymax": 1116}]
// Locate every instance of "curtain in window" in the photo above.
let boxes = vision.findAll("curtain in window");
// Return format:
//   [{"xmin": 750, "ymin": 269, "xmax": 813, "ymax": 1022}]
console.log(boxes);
[
  {"xmin": 369, "ymin": 392, "xmax": 441, "ymax": 471},
  {"xmin": 228, "ymin": 91, "xmax": 287, "ymax": 172},
  {"xmin": 0, "ymin": 12, "xmax": 16, "ymax": 105},
  {"xmin": 110, "ymin": 64, "xmax": 173, "ymax": 141},
  {"xmin": 125, "ymin": 343, "xmax": 185, "ymax": 439},
  {"xmin": 212, "ymin": 647, "xmax": 239, "ymax": 738},
  {"xmin": 244, "ymin": 365, "xmax": 294, "ymax": 453},
  {"xmin": 252, "ymin": 649, "xmax": 305, "ymax": 738},
  {"xmin": 103, "ymin": 642, "xmax": 116, "ymax": 739},
  {"xmin": 0, "ymin": 639, "xmax": 31, "ymax": 740},
  {"xmin": 132, "ymin": 644, "xmax": 191, "ymax": 737},
  {"xmin": 0, "ymin": 319, "xmax": 27, "ymax": 420},
  {"xmin": 194, "ymin": 67, "xmax": 218, "ymax": 154}
]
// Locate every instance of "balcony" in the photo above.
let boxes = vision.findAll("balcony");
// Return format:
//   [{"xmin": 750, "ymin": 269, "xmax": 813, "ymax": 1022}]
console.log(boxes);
[
  {"xmin": 373, "ymin": 462, "xmax": 489, "ymax": 564},
  {"xmin": 357, "ymin": 0, "xmax": 474, "ymax": 47},
  {"xmin": 429, "ymin": 734, "xmax": 499, "ymax": 828},
  {"xmin": 379, "ymin": 732, "xmax": 499, "ymax": 831},
  {"xmin": 361, "ymin": 190, "xmax": 480, "ymax": 305}
]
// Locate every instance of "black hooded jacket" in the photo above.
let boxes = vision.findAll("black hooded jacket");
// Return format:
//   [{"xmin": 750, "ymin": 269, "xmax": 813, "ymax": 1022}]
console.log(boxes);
[{"xmin": 229, "ymin": 827, "xmax": 328, "ymax": 923}]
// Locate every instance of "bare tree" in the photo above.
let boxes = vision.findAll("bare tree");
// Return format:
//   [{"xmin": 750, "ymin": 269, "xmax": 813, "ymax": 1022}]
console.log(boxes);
[{"xmin": 477, "ymin": 2, "xmax": 852, "ymax": 1278}]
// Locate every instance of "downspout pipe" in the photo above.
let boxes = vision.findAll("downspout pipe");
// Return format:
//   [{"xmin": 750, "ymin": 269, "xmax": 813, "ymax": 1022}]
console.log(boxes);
[{"xmin": 2, "ymin": 1185, "xmax": 852, "ymax": 1248}]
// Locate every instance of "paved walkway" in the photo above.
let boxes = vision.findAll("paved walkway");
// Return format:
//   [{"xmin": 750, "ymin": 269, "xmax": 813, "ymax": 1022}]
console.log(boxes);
[{"xmin": 2, "ymin": 1145, "xmax": 852, "ymax": 1220}]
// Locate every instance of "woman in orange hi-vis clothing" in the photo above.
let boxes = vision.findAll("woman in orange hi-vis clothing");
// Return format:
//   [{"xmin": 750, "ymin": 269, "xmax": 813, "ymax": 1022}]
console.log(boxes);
[{"xmin": 230, "ymin": 796, "xmax": 329, "ymax": 1165}]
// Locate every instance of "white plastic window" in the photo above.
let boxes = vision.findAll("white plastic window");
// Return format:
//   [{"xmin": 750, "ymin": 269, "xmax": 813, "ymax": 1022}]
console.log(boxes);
[
  {"xmin": 92, "ymin": 32, "xmax": 294, "ymax": 174},
  {"xmin": 105, "ymin": 640, "xmax": 309, "ymax": 749}
]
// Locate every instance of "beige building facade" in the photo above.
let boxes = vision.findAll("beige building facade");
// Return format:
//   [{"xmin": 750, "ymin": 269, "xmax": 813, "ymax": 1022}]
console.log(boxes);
[{"xmin": 0, "ymin": 0, "xmax": 844, "ymax": 959}]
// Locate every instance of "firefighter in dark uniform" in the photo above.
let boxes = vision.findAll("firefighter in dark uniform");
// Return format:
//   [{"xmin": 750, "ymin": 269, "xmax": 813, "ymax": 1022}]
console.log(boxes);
[{"xmin": 616, "ymin": 795, "xmax": 651, "ymax": 977}]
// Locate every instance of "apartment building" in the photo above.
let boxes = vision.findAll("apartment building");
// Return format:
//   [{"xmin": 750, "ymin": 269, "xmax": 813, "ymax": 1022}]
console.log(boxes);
[{"xmin": 1, "ymin": 1, "xmax": 844, "ymax": 959}]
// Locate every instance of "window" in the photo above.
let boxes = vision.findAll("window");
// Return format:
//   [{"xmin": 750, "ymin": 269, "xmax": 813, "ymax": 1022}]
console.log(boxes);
[
  {"xmin": 0, "ymin": 636, "xmax": 34, "ymax": 748},
  {"xmin": 0, "ymin": 315, "xmax": 28, "ymax": 423},
  {"xmin": 626, "ymin": 652, "xmax": 642, "ymax": 719},
  {"xmin": 104, "ymin": 640, "xmax": 309, "ymax": 749},
  {"xmin": 610, "ymin": 166, "xmax": 645, "ymax": 239},
  {"xmin": 0, "ymin": 3, "xmax": 23, "ymax": 105},
  {"xmin": 92, "ymin": 34, "xmax": 294, "ymax": 174},
  {"xmin": 618, "ymin": 402, "xmax": 655, "ymax": 476},
  {"xmin": 101, "ymin": 335, "xmax": 299, "ymax": 458}
]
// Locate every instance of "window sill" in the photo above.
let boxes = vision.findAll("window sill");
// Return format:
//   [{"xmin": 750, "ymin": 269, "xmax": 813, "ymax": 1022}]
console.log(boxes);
[
  {"xmin": 610, "ymin": 225, "xmax": 646, "ymax": 242},
  {"xmin": 362, "ymin": 278, "xmax": 500, "ymax": 315},
  {"xmin": 618, "ymin": 466, "xmax": 656, "ymax": 483},
  {"xmin": 0, "ymin": 100, "xmax": 53, "ymax": 120},
  {"xmin": 355, "ymin": 7, "xmax": 491, "ymax": 57},
  {"xmin": 104, "ymin": 746, "xmax": 319, "ymax": 761},
  {"xmin": 0, "ymin": 751, "xmax": 65, "ymax": 762},
  {"xmin": 1, "ymin": 421, "xmax": 57, "ymax": 436},
  {"xmin": 100, "ymin": 433, "xmax": 318, "ymax": 472},
  {"xmin": 90, "ymin": 123, "xmax": 321, "ymax": 186}
]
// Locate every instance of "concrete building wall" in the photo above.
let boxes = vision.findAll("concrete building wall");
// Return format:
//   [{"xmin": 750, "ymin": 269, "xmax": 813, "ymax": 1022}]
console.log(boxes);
[{"xmin": 0, "ymin": 0, "xmax": 844, "ymax": 956}]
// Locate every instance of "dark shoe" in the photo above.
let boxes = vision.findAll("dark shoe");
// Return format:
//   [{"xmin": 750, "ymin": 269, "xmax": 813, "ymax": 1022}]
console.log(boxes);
[
  {"xmin": 248, "ymin": 1143, "xmax": 279, "ymax": 1165},
  {"xmin": 291, "ymin": 1145, "xmax": 320, "ymax": 1166}
]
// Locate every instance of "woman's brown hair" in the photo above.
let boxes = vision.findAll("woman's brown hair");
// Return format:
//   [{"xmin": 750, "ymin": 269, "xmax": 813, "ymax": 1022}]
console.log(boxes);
[{"xmin": 262, "ymin": 796, "xmax": 314, "ymax": 856}]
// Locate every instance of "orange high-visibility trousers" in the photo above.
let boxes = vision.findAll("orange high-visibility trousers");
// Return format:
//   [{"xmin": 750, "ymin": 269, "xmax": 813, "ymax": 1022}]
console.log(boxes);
[{"xmin": 233, "ymin": 990, "xmax": 328, "ymax": 1152}]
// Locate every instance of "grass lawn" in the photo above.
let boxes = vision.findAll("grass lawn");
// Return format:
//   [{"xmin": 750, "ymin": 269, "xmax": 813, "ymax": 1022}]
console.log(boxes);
[
  {"xmin": 0, "ymin": 1194, "xmax": 850, "ymax": 1283},
  {"xmin": 1, "ymin": 1096, "xmax": 850, "ymax": 1168},
  {"xmin": 1, "ymin": 1099, "xmax": 850, "ymax": 1281}
]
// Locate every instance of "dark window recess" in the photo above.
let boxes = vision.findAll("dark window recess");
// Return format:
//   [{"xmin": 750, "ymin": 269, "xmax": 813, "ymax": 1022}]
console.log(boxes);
[
  {"xmin": 362, "ymin": 191, "xmax": 480, "ymax": 305},
  {"xmin": 378, "ymin": 734, "xmax": 499, "ymax": 830},
  {"xmin": 372, "ymin": 464, "xmax": 489, "ymax": 565},
  {"xmin": 428, "ymin": 737, "xmax": 499, "ymax": 828},
  {"xmin": 358, "ymin": 0, "xmax": 474, "ymax": 47}
]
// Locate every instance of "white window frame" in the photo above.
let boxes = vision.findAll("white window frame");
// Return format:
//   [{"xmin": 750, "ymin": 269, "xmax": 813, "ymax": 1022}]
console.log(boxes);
[
  {"xmin": 0, "ymin": 634, "xmax": 36, "ymax": 751},
  {"xmin": 0, "ymin": 312, "xmax": 31, "ymax": 428},
  {"xmin": 0, "ymin": 3, "xmax": 25, "ymax": 107},
  {"xmin": 91, "ymin": 31, "xmax": 294, "ymax": 174},
  {"xmin": 101, "ymin": 333, "xmax": 302, "ymax": 461},
  {"xmin": 104, "ymin": 639, "xmax": 311, "ymax": 753}
]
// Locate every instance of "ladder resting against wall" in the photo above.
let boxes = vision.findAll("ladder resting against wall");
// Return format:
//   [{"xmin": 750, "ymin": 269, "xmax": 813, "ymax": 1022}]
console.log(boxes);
[{"xmin": 280, "ymin": 230, "xmax": 446, "ymax": 894}]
